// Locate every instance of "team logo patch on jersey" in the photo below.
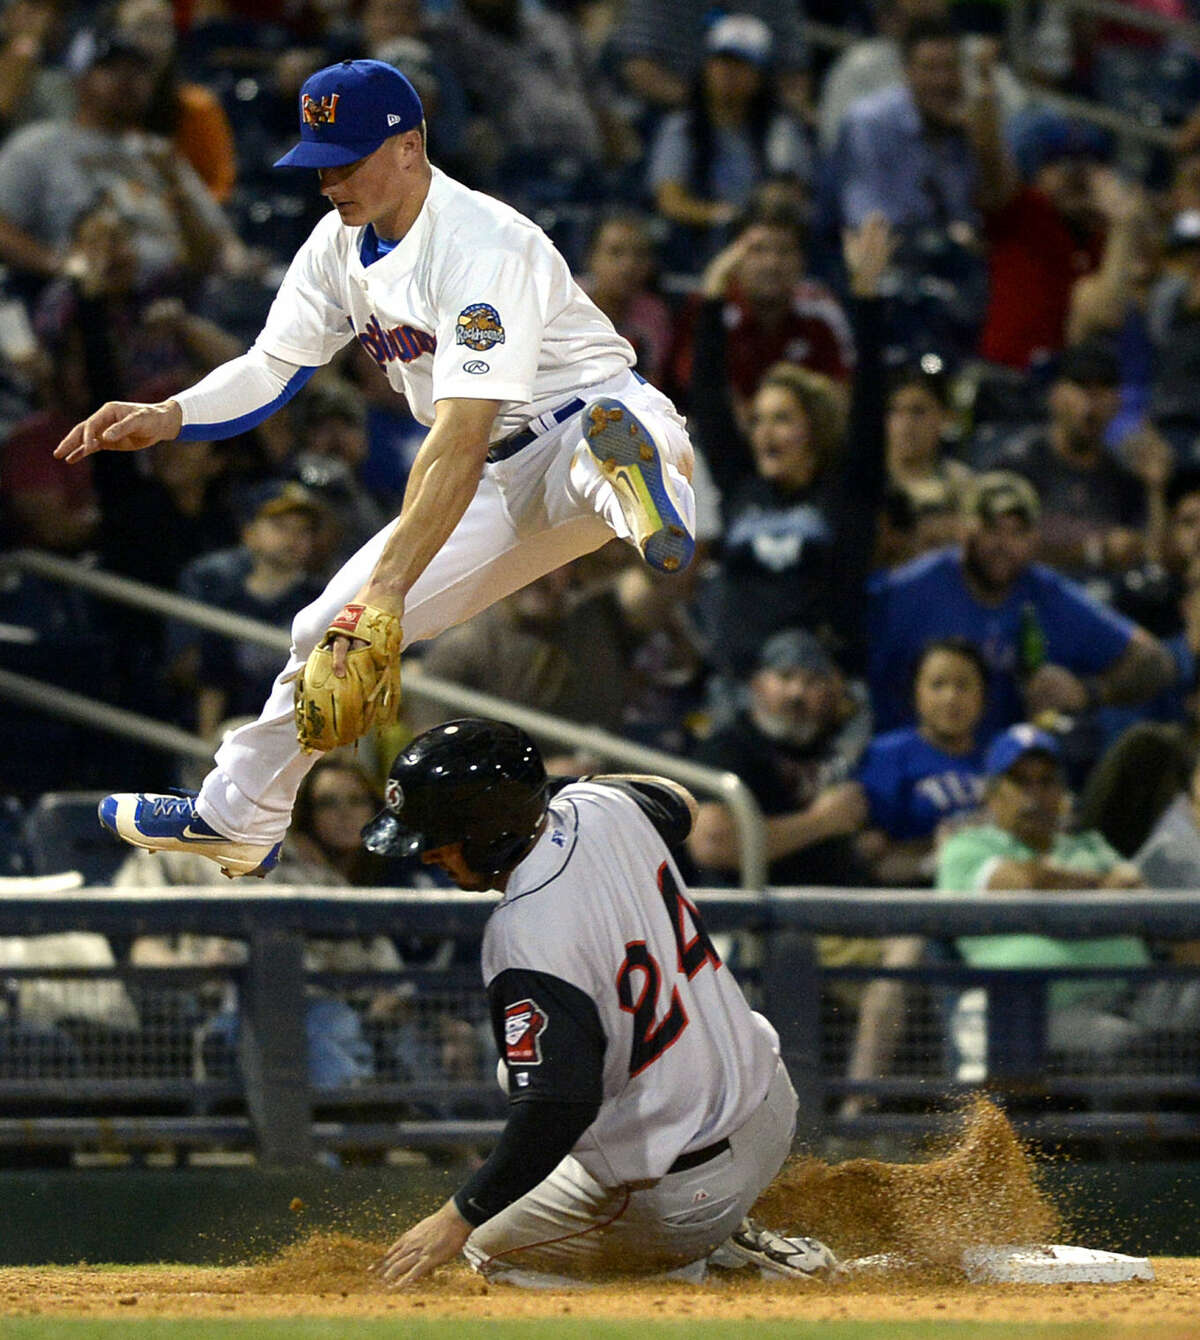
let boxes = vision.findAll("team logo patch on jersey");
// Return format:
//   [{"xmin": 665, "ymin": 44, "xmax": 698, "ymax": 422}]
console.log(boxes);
[
  {"xmin": 504, "ymin": 999, "xmax": 548, "ymax": 1065},
  {"xmin": 301, "ymin": 92, "xmax": 340, "ymax": 127},
  {"xmin": 456, "ymin": 303, "xmax": 505, "ymax": 352}
]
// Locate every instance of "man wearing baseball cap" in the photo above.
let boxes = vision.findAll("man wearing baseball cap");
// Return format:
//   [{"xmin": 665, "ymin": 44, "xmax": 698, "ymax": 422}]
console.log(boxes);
[
  {"xmin": 59, "ymin": 59, "xmax": 699, "ymax": 898},
  {"xmin": 936, "ymin": 722, "xmax": 1151, "ymax": 1074},
  {"xmin": 867, "ymin": 469, "xmax": 1174, "ymax": 739}
]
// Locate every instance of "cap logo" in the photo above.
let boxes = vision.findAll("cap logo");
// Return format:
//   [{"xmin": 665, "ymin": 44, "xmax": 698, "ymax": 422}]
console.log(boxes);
[
  {"xmin": 387, "ymin": 113, "xmax": 402, "ymax": 126},
  {"xmin": 385, "ymin": 777, "xmax": 403, "ymax": 812},
  {"xmin": 302, "ymin": 92, "xmax": 340, "ymax": 127}
]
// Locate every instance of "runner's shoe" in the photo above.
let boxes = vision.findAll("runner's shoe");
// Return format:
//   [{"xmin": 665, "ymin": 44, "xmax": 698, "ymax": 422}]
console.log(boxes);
[
  {"xmin": 98, "ymin": 792, "xmax": 281, "ymax": 879},
  {"xmin": 708, "ymin": 1218, "xmax": 838, "ymax": 1280},
  {"xmin": 583, "ymin": 397, "xmax": 695, "ymax": 574}
]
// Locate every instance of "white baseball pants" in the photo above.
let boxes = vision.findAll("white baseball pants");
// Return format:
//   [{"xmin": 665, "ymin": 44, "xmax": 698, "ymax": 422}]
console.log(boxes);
[
  {"xmin": 461, "ymin": 1059, "xmax": 797, "ymax": 1286},
  {"xmin": 195, "ymin": 369, "xmax": 695, "ymax": 845}
]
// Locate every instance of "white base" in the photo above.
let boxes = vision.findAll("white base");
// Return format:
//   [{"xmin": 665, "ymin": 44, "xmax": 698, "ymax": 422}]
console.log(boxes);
[{"xmin": 961, "ymin": 1244, "xmax": 1155, "ymax": 1284}]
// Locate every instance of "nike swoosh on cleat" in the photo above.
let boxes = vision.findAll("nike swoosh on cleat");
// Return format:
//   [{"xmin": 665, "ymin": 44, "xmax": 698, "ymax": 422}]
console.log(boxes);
[{"xmin": 178, "ymin": 824, "xmax": 227, "ymax": 842}]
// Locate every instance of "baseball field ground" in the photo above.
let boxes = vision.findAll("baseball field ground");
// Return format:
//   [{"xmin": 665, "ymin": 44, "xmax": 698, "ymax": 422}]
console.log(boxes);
[{"xmin": 0, "ymin": 1100, "xmax": 1196, "ymax": 1337}]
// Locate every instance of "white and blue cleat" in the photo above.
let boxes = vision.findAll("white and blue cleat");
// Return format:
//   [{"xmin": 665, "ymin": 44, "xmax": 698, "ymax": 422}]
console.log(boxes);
[
  {"xmin": 98, "ymin": 792, "xmax": 282, "ymax": 879},
  {"xmin": 583, "ymin": 398, "xmax": 695, "ymax": 574}
]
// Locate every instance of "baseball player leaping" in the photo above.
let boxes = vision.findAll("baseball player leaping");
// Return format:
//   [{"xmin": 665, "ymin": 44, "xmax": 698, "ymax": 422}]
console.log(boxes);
[
  {"xmin": 365, "ymin": 717, "xmax": 835, "ymax": 1287},
  {"xmin": 53, "ymin": 59, "xmax": 697, "ymax": 879}
]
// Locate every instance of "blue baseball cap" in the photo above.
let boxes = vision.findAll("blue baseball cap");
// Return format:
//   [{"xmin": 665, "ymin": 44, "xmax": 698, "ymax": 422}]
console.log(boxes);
[
  {"xmin": 274, "ymin": 59, "xmax": 423, "ymax": 169},
  {"xmin": 984, "ymin": 724, "xmax": 1062, "ymax": 779}
]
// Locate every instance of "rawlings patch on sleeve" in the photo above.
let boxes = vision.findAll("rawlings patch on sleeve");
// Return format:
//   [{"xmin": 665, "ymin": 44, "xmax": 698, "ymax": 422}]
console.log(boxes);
[
  {"xmin": 504, "ymin": 998, "xmax": 548, "ymax": 1064},
  {"xmin": 456, "ymin": 302, "xmax": 505, "ymax": 351}
]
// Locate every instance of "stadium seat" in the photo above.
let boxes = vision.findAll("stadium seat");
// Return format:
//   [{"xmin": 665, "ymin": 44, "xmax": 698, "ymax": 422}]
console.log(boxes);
[{"xmin": 20, "ymin": 791, "xmax": 125, "ymax": 887}]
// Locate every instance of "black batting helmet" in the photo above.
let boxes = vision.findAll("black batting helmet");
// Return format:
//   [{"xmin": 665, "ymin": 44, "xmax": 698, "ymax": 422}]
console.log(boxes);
[{"xmin": 361, "ymin": 718, "xmax": 548, "ymax": 876}]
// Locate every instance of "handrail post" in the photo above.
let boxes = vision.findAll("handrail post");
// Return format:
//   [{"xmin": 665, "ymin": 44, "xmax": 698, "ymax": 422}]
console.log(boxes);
[{"xmin": 240, "ymin": 925, "xmax": 312, "ymax": 1166}]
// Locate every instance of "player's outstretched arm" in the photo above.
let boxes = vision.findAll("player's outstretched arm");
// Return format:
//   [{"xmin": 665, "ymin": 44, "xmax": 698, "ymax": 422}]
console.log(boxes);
[{"xmin": 54, "ymin": 399, "xmax": 183, "ymax": 465}]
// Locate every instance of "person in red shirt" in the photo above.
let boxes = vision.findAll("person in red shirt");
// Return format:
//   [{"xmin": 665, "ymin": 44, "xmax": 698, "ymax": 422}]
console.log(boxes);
[
  {"xmin": 668, "ymin": 199, "xmax": 855, "ymax": 414},
  {"xmin": 969, "ymin": 63, "xmax": 1116, "ymax": 370}
]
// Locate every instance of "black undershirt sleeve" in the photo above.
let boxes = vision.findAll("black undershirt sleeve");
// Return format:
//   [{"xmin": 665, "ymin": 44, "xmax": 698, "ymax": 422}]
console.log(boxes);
[
  {"xmin": 453, "ymin": 1096, "xmax": 599, "ymax": 1227},
  {"xmin": 452, "ymin": 968, "xmax": 605, "ymax": 1227}
]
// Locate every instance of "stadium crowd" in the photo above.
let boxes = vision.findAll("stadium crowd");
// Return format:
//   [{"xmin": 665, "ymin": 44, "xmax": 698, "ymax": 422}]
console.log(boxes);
[{"xmin": 4, "ymin": 0, "xmax": 1200, "ymax": 1109}]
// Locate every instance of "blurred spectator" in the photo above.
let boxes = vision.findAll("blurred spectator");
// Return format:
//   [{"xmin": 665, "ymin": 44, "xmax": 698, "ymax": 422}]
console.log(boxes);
[
  {"xmin": 1078, "ymin": 720, "xmax": 1194, "ymax": 861},
  {"xmin": 108, "ymin": 0, "xmax": 239, "ymax": 203},
  {"xmin": 646, "ymin": 15, "xmax": 811, "ymax": 269},
  {"xmin": 867, "ymin": 470, "xmax": 1175, "ymax": 738},
  {"xmin": 689, "ymin": 215, "xmax": 891, "ymax": 677},
  {"xmin": 0, "ymin": 33, "xmax": 243, "ymax": 295},
  {"xmin": 884, "ymin": 356, "xmax": 973, "ymax": 497},
  {"xmin": 0, "ymin": 0, "xmax": 71, "ymax": 133},
  {"xmin": 849, "ymin": 635, "xmax": 991, "ymax": 886},
  {"xmin": 289, "ymin": 378, "xmax": 390, "ymax": 570},
  {"xmin": 612, "ymin": 0, "xmax": 809, "ymax": 115},
  {"xmin": 363, "ymin": 0, "xmax": 471, "ymax": 175},
  {"xmin": 123, "ymin": 752, "xmax": 433, "ymax": 1091},
  {"xmin": 829, "ymin": 17, "xmax": 977, "ymax": 235},
  {"xmin": 669, "ymin": 199, "xmax": 854, "ymax": 427},
  {"xmin": 174, "ymin": 480, "xmax": 327, "ymax": 737},
  {"xmin": 937, "ymin": 724, "xmax": 1159, "ymax": 1078},
  {"xmin": 839, "ymin": 635, "xmax": 991, "ymax": 1115},
  {"xmin": 428, "ymin": 0, "xmax": 618, "ymax": 203},
  {"xmin": 876, "ymin": 475, "xmax": 964, "ymax": 570},
  {"xmin": 407, "ymin": 559, "xmax": 638, "ymax": 749},
  {"xmin": 971, "ymin": 95, "xmax": 1122, "ymax": 370},
  {"xmin": 997, "ymin": 341, "xmax": 1162, "ymax": 583},
  {"xmin": 687, "ymin": 628, "xmax": 873, "ymax": 888},
  {"xmin": 1145, "ymin": 209, "xmax": 1200, "ymax": 460},
  {"xmin": 817, "ymin": 0, "xmax": 1026, "ymax": 153},
  {"xmin": 578, "ymin": 212, "xmax": 673, "ymax": 391}
]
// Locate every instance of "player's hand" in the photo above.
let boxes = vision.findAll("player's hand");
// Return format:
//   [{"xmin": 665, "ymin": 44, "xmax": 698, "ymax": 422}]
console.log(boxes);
[
  {"xmin": 372, "ymin": 1199, "xmax": 473, "ymax": 1287},
  {"xmin": 54, "ymin": 400, "xmax": 183, "ymax": 465}
]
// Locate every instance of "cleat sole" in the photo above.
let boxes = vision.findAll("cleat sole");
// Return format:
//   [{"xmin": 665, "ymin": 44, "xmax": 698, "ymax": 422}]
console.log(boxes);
[{"xmin": 584, "ymin": 397, "xmax": 694, "ymax": 574}]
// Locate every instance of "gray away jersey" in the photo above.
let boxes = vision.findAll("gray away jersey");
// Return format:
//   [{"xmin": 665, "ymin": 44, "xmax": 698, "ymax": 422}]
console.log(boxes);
[{"xmin": 481, "ymin": 780, "xmax": 780, "ymax": 1187}]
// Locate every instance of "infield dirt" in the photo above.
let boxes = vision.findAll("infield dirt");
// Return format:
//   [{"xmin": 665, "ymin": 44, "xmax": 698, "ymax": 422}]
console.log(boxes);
[{"xmin": 1, "ymin": 1098, "xmax": 1196, "ymax": 1328}]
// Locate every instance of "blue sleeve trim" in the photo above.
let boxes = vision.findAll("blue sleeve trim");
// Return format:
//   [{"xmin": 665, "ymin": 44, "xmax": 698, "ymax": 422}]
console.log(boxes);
[{"xmin": 177, "ymin": 364, "xmax": 317, "ymax": 441}]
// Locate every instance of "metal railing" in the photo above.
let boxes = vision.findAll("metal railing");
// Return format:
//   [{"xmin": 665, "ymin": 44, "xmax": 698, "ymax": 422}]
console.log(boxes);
[
  {"xmin": 0, "ymin": 548, "xmax": 768, "ymax": 887},
  {"xmin": 0, "ymin": 883, "xmax": 1195, "ymax": 1162}
]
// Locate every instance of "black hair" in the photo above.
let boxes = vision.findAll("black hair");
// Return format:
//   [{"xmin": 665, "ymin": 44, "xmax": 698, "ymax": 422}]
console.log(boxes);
[
  {"xmin": 1166, "ymin": 464, "xmax": 1200, "ymax": 513},
  {"xmin": 684, "ymin": 64, "xmax": 774, "ymax": 203},
  {"xmin": 901, "ymin": 15, "xmax": 960, "ymax": 59},
  {"xmin": 887, "ymin": 358, "xmax": 951, "ymax": 409},
  {"xmin": 733, "ymin": 196, "xmax": 808, "ymax": 251},
  {"xmin": 911, "ymin": 635, "xmax": 989, "ymax": 703}
]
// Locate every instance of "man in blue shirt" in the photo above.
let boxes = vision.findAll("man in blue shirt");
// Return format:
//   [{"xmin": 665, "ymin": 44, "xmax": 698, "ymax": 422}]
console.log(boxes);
[
  {"xmin": 831, "ymin": 16, "xmax": 978, "ymax": 234},
  {"xmin": 867, "ymin": 472, "xmax": 1174, "ymax": 739}
]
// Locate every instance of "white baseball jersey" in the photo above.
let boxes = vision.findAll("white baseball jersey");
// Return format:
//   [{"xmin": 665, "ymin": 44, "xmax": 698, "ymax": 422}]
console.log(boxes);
[
  {"xmin": 481, "ymin": 779, "xmax": 781, "ymax": 1188},
  {"xmin": 254, "ymin": 166, "xmax": 635, "ymax": 438}
]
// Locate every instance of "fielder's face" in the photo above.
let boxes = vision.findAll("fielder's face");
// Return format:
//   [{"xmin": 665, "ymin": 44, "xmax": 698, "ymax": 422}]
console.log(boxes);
[{"xmin": 317, "ymin": 134, "xmax": 417, "ymax": 234}]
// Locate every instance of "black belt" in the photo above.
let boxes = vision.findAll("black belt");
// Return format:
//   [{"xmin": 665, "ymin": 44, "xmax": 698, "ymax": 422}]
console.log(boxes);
[
  {"xmin": 486, "ymin": 396, "xmax": 586, "ymax": 464},
  {"xmin": 667, "ymin": 1136, "xmax": 730, "ymax": 1174}
]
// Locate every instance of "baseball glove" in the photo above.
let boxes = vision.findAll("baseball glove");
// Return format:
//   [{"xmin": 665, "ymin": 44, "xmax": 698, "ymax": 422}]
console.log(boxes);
[{"xmin": 294, "ymin": 603, "xmax": 403, "ymax": 753}]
